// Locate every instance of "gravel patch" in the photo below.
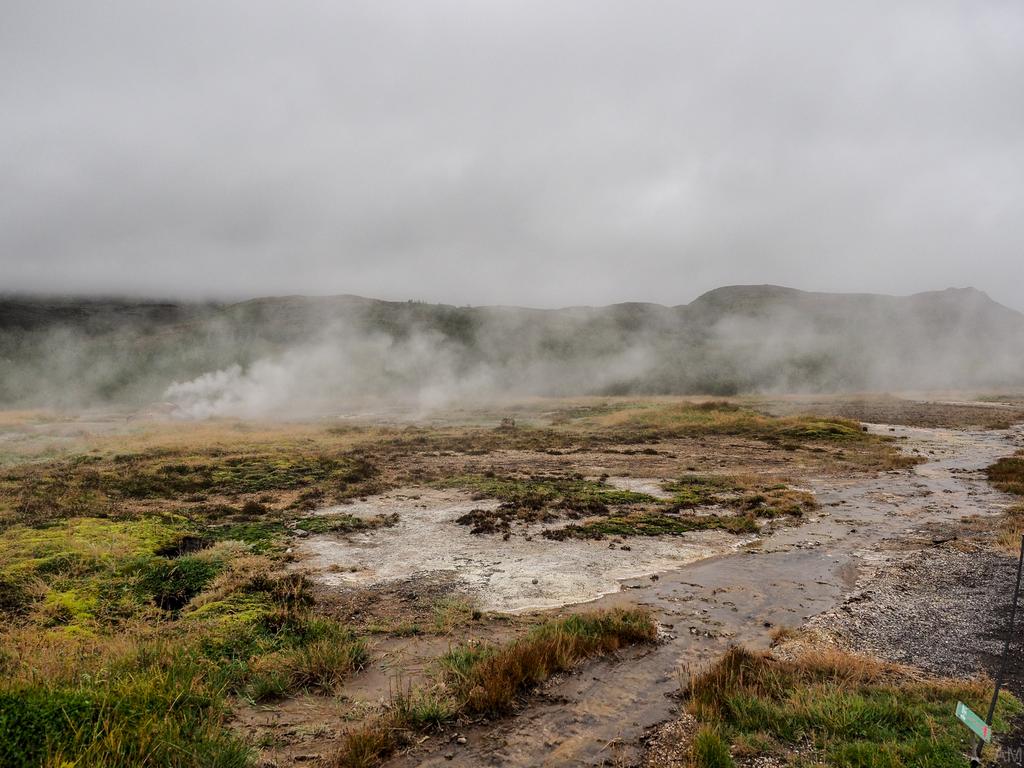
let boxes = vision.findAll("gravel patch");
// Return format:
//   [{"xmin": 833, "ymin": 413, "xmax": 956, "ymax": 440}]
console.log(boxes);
[{"xmin": 808, "ymin": 536, "xmax": 1021, "ymax": 685}]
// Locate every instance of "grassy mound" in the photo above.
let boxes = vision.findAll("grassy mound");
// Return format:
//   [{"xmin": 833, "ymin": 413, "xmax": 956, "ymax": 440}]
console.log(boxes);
[{"xmin": 684, "ymin": 645, "xmax": 1020, "ymax": 767}]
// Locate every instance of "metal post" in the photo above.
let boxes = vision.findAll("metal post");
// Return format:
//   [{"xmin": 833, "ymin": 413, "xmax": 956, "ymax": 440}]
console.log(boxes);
[{"xmin": 972, "ymin": 533, "xmax": 1024, "ymax": 766}]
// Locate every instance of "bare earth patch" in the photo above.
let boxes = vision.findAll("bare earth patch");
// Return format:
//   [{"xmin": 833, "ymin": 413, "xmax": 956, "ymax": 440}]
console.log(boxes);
[{"xmin": 297, "ymin": 487, "xmax": 748, "ymax": 613}]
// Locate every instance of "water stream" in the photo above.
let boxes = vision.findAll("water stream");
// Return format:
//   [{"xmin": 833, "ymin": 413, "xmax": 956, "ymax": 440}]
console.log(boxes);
[{"xmin": 394, "ymin": 424, "xmax": 1023, "ymax": 767}]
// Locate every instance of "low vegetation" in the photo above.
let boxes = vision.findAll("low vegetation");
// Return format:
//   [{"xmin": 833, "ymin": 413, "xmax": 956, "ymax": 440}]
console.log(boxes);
[
  {"xmin": 0, "ymin": 400, "xmax": 906, "ymax": 533},
  {"xmin": 569, "ymin": 400, "xmax": 861, "ymax": 441},
  {"xmin": 0, "ymin": 443, "xmax": 383, "ymax": 531},
  {"xmin": 0, "ymin": 577, "xmax": 367, "ymax": 767},
  {"xmin": 298, "ymin": 511, "xmax": 398, "ymax": 535},
  {"xmin": 0, "ymin": 505, "xmax": 367, "ymax": 766},
  {"xmin": 332, "ymin": 609, "xmax": 657, "ymax": 768},
  {"xmin": 445, "ymin": 470, "xmax": 816, "ymax": 540},
  {"xmin": 548, "ymin": 511, "xmax": 760, "ymax": 539},
  {"xmin": 0, "ymin": 399, "xmax": 918, "ymax": 765},
  {"xmin": 441, "ymin": 472, "xmax": 654, "ymax": 510},
  {"xmin": 985, "ymin": 451, "xmax": 1024, "ymax": 553},
  {"xmin": 988, "ymin": 452, "xmax": 1024, "ymax": 497},
  {"xmin": 370, "ymin": 400, "xmax": 912, "ymax": 473},
  {"xmin": 683, "ymin": 644, "xmax": 1020, "ymax": 767}
]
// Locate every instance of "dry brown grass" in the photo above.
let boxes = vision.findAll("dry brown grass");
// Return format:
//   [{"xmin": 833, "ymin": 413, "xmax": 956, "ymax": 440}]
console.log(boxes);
[
  {"xmin": 458, "ymin": 610, "xmax": 657, "ymax": 716},
  {"xmin": 88, "ymin": 419, "xmax": 383, "ymax": 455},
  {"xmin": 334, "ymin": 719, "xmax": 396, "ymax": 768},
  {"xmin": 983, "ymin": 452, "xmax": 1024, "ymax": 554},
  {"xmin": 0, "ymin": 410, "xmax": 54, "ymax": 427},
  {"xmin": 331, "ymin": 609, "xmax": 657, "ymax": 768},
  {"xmin": 989, "ymin": 452, "xmax": 1024, "ymax": 497},
  {"xmin": 995, "ymin": 504, "xmax": 1024, "ymax": 555},
  {"xmin": 189, "ymin": 553, "xmax": 275, "ymax": 609}
]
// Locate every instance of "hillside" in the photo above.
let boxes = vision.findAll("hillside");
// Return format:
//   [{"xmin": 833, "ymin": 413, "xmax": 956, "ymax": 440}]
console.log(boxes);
[{"xmin": 1, "ymin": 286, "xmax": 1022, "ymax": 409}]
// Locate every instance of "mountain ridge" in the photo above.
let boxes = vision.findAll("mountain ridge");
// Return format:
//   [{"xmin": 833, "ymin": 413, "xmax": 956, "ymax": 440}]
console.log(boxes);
[
  {"xmin": 1, "ymin": 285, "xmax": 1022, "ymax": 408},
  {"xmin": 1, "ymin": 284, "xmax": 1017, "ymax": 319}
]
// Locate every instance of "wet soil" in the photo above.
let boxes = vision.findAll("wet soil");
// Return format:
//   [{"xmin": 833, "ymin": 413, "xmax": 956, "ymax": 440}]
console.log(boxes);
[
  {"xmin": 389, "ymin": 424, "xmax": 1024, "ymax": 767},
  {"xmin": 298, "ymin": 488, "xmax": 747, "ymax": 613}
]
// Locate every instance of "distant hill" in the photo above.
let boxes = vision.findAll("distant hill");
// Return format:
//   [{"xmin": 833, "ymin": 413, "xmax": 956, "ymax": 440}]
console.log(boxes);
[{"xmin": 2, "ymin": 286, "xmax": 1022, "ymax": 410}]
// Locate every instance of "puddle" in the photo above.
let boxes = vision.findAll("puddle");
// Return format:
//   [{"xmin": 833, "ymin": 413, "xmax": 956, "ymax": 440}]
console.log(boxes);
[{"xmin": 298, "ymin": 488, "xmax": 746, "ymax": 613}]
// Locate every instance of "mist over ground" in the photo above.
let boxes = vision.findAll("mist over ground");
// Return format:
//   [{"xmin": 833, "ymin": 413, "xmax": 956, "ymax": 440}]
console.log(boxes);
[
  {"xmin": 3, "ymin": 3, "xmax": 1023, "ymax": 414},
  {"xmin": 2, "ymin": 285, "xmax": 1022, "ymax": 417}
]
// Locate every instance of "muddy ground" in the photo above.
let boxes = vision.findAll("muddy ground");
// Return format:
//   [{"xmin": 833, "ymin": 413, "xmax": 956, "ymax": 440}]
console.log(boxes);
[
  {"xmin": 369, "ymin": 416, "xmax": 1024, "ymax": 767},
  {"xmin": 4, "ymin": 394, "xmax": 1023, "ymax": 767}
]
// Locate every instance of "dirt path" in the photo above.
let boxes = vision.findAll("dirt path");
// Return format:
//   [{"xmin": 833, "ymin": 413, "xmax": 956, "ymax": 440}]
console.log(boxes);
[{"xmin": 391, "ymin": 424, "xmax": 1024, "ymax": 767}]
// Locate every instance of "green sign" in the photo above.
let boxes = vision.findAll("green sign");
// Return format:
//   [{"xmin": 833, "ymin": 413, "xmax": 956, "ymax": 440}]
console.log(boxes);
[{"xmin": 955, "ymin": 701, "xmax": 991, "ymax": 743}]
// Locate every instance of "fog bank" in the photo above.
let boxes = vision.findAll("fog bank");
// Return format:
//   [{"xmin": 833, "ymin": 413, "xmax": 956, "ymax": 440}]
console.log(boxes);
[{"xmin": 2, "ymin": 286, "xmax": 1021, "ymax": 417}]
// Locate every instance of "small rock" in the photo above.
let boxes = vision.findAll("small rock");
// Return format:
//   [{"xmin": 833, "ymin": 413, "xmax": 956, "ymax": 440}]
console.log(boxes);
[{"xmin": 456, "ymin": 736, "xmax": 467, "ymax": 745}]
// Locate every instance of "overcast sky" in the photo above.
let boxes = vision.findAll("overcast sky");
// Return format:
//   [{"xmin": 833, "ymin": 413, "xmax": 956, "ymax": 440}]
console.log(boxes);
[{"xmin": 2, "ymin": 1, "xmax": 1023, "ymax": 310}]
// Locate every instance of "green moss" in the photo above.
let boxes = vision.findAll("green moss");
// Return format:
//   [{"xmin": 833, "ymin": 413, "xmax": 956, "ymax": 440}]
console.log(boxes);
[
  {"xmin": 39, "ymin": 588, "xmax": 98, "ymax": 625},
  {"xmin": 439, "ymin": 473, "xmax": 654, "ymax": 510},
  {"xmin": 445, "ymin": 471, "xmax": 812, "ymax": 540},
  {"xmin": 0, "ymin": 449, "xmax": 383, "ymax": 530},
  {"xmin": 205, "ymin": 520, "xmax": 288, "ymax": 552},
  {"xmin": 107, "ymin": 454, "xmax": 372, "ymax": 499},
  {"xmin": 299, "ymin": 512, "xmax": 398, "ymax": 535},
  {"xmin": 137, "ymin": 556, "xmax": 221, "ymax": 611},
  {"xmin": 664, "ymin": 474, "xmax": 745, "ymax": 507},
  {"xmin": 0, "ymin": 517, "xmax": 197, "ymax": 628},
  {"xmin": 0, "ymin": 461, "xmax": 369, "ymax": 767},
  {"xmin": 663, "ymin": 474, "xmax": 816, "ymax": 519},
  {"xmin": 548, "ymin": 512, "xmax": 759, "ymax": 539},
  {"xmin": 0, "ymin": 517, "xmax": 181, "ymax": 575}
]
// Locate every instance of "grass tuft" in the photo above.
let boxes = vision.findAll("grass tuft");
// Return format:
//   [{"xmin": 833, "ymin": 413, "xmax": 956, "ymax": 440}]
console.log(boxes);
[
  {"xmin": 691, "ymin": 726, "xmax": 735, "ymax": 768},
  {"xmin": 683, "ymin": 644, "xmax": 1021, "ymax": 767},
  {"xmin": 988, "ymin": 453, "xmax": 1024, "ymax": 497},
  {"xmin": 332, "ymin": 609, "xmax": 657, "ymax": 768},
  {"xmin": 985, "ymin": 452, "xmax": 1024, "ymax": 553},
  {"xmin": 299, "ymin": 512, "xmax": 398, "ymax": 535}
]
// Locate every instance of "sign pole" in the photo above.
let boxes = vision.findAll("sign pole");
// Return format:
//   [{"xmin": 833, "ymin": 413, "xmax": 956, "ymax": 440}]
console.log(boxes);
[{"xmin": 971, "ymin": 532, "xmax": 1024, "ymax": 766}]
